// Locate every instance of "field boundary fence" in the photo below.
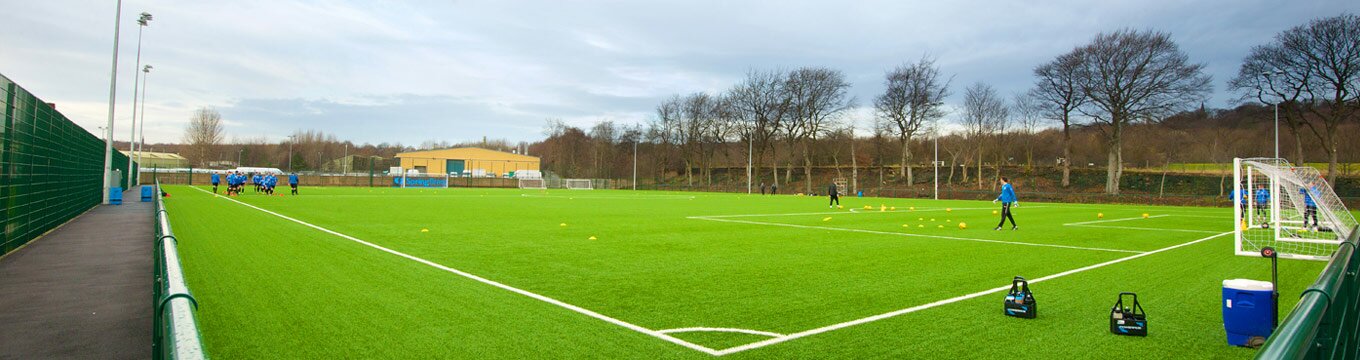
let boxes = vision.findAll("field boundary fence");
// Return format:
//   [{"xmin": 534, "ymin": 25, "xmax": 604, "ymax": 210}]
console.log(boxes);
[
  {"xmin": 1, "ymin": 72, "xmax": 137, "ymax": 257},
  {"xmin": 152, "ymin": 179, "xmax": 207, "ymax": 360},
  {"xmin": 1257, "ymin": 225, "xmax": 1360, "ymax": 359}
]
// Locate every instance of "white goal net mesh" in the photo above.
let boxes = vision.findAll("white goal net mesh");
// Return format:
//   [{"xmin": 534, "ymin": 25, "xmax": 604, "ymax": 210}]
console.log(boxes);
[
  {"xmin": 564, "ymin": 179, "xmax": 593, "ymax": 190},
  {"xmin": 518, "ymin": 178, "xmax": 546, "ymax": 189},
  {"xmin": 1235, "ymin": 158, "xmax": 1357, "ymax": 260}
]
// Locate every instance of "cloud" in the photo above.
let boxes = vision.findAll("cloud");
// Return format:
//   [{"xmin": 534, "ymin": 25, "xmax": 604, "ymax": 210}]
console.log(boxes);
[{"xmin": 0, "ymin": 0, "xmax": 1351, "ymax": 145}]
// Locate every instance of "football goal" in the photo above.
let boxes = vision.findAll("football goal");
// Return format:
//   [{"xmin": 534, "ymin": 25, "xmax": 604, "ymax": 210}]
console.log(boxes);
[
  {"xmin": 1234, "ymin": 158, "xmax": 1358, "ymax": 260},
  {"xmin": 564, "ymin": 179, "xmax": 593, "ymax": 190},
  {"xmin": 519, "ymin": 178, "xmax": 546, "ymax": 189}
]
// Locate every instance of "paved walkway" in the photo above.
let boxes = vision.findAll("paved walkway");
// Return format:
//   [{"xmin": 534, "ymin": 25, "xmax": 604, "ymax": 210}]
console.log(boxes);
[{"xmin": 0, "ymin": 187, "xmax": 153, "ymax": 360}]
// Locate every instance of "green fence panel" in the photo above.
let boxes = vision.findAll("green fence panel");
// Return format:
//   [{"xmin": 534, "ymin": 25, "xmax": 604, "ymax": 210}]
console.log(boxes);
[
  {"xmin": 0, "ymin": 72, "xmax": 137, "ymax": 256},
  {"xmin": 1256, "ymin": 226, "xmax": 1360, "ymax": 359}
]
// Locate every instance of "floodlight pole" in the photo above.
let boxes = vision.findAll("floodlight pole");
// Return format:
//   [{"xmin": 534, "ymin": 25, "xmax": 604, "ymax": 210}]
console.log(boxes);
[
  {"xmin": 747, "ymin": 136, "xmax": 753, "ymax": 194},
  {"xmin": 102, "ymin": 0, "xmax": 124, "ymax": 204},
  {"xmin": 135, "ymin": 65, "xmax": 150, "ymax": 185},
  {"xmin": 933, "ymin": 121, "xmax": 940, "ymax": 201},
  {"xmin": 343, "ymin": 144, "xmax": 349, "ymax": 174},
  {"xmin": 632, "ymin": 140, "xmax": 637, "ymax": 190},
  {"xmin": 126, "ymin": 12, "xmax": 151, "ymax": 185},
  {"xmin": 287, "ymin": 135, "xmax": 295, "ymax": 171},
  {"xmin": 1262, "ymin": 70, "xmax": 1284, "ymax": 159},
  {"xmin": 850, "ymin": 125, "xmax": 857, "ymax": 195}
]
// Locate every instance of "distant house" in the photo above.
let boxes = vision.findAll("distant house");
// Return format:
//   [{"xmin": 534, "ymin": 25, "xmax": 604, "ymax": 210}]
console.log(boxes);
[
  {"xmin": 120, "ymin": 150, "xmax": 188, "ymax": 169},
  {"xmin": 394, "ymin": 147, "xmax": 539, "ymax": 177}
]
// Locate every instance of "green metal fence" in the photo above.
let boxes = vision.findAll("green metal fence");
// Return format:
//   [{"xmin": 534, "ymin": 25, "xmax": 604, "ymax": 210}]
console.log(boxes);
[
  {"xmin": 1256, "ymin": 226, "xmax": 1360, "ymax": 359},
  {"xmin": 152, "ymin": 180, "xmax": 207, "ymax": 359},
  {"xmin": 0, "ymin": 72, "xmax": 137, "ymax": 256}
]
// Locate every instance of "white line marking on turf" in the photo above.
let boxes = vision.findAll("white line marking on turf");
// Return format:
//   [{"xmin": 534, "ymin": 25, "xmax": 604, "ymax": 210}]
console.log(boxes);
[
  {"xmin": 703, "ymin": 206, "xmax": 1052, "ymax": 219},
  {"xmin": 711, "ymin": 231, "xmax": 1233, "ymax": 356},
  {"xmin": 190, "ymin": 187, "xmax": 723, "ymax": 356},
  {"xmin": 1065, "ymin": 224, "xmax": 1224, "ymax": 234},
  {"xmin": 1063, "ymin": 215, "xmax": 1169, "ymax": 226},
  {"xmin": 521, "ymin": 194, "xmax": 698, "ymax": 200},
  {"xmin": 687, "ymin": 216, "xmax": 1143, "ymax": 254},
  {"xmin": 657, "ymin": 327, "xmax": 786, "ymax": 338}
]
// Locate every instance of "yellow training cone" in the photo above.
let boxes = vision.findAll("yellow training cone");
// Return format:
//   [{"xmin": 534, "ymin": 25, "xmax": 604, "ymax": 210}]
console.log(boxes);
[
  {"xmin": 946, "ymin": 208, "xmax": 952, "ymax": 212},
  {"xmin": 588, "ymin": 236, "xmax": 597, "ymax": 240},
  {"xmin": 910, "ymin": 207, "xmax": 916, "ymax": 211},
  {"xmin": 420, "ymin": 229, "xmax": 429, "ymax": 233},
  {"xmin": 993, "ymin": 210, "xmax": 999, "ymax": 215},
  {"xmin": 560, "ymin": 223, "xmax": 567, "ymax": 227},
  {"xmin": 823, "ymin": 217, "xmax": 833, "ymax": 221},
  {"xmin": 890, "ymin": 207, "xmax": 897, "ymax": 211},
  {"xmin": 918, "ymin": 224, "xmax": 925, "ymax": 228},
  {"xmin": 938, "ymin": 225, "xmax": 944, "ymax": 229},
  {"xmin": 1142, "ymin": 213, "xmax": 1150, "ymax": 219},
  {"xmin": 1097, "ymin": 213, "xmax": 1105, "ymax": 219},
  {"xmin": 958, "ymin": 222, "xmax": 968, "ymax": 229}
]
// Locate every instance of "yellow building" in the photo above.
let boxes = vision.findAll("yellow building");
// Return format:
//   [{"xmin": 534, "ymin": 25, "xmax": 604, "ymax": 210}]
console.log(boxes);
[{"xmin": 395, "ymin": 147, "xmax": 539, "ymax": 177}]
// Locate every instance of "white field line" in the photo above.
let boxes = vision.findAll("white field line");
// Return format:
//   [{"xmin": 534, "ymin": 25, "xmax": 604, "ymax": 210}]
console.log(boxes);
[
  {"xmin": 190, "ymin": 187, "xmax": 723, "ymax": 356},
  {"xmin": 658, "ymin": 327, "xmax": 785, "ymax": 338},
  {"xmin": 712, "ymin": 231, "xmax": 1233, "ymax": 355},
  {"xmin": 1065, "ymin": 224, "xmax": 1225, "ymax": 234},
  {"xmin": 1063, "ymin": 215, "xmax": 1169, "ymax": 226},
  {"xmin": 687, "ymin": 216, "xmax": 1143, "ymax": 254},
  {"xmin": 520, "ymin": 194, "xmax": 698, "ymax": 200},
  {"xmin": 704, "ymin": 206, "xmax": 1051, "ymax": 219}
]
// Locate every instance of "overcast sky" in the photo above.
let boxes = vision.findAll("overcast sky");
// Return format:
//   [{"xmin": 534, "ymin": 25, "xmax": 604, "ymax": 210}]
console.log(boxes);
[{"xmin": 1, "ymin": 1, "xmax": 1353, "ymax": 146}]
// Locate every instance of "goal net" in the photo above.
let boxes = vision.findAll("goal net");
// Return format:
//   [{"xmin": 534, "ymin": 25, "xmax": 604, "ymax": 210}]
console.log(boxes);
[
  {"xmin": 1234, "ymin": 158, "xmax": 1357, "ymax": 260},
  {"xmin": 564, "ymin": 179, "xmax": 593, "ymax": 190},
  {"xmin": 395, "ymin": 173, "xmax": 449, "ymax": 188},
  {"xmin": 518, "ymin": 178, "xmax": 546, "ymax": 189}
]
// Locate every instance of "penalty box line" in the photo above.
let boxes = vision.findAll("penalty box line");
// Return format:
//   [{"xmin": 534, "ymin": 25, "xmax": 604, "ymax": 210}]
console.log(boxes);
[
  {"xmin": 687, "ymin": 216, "xmax": 1143, "ymax": 254},
  {"xmin": 712, "ymin": 230, "xmax": 1234, "ymax": 356},
  {"xmin": 188, "ymin": 187, "xmax": 725, "ymax": 356}
]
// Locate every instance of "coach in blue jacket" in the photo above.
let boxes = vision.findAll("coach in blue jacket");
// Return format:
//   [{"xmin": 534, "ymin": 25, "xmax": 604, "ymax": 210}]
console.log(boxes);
[{"xmin": 993, "ymin": 177, "xmax": 1018, "ymax": 230}]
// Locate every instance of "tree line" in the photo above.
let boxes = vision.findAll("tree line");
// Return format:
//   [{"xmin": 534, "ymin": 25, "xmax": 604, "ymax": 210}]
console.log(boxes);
[{"xmin": 534, "ymin": 14, "xmax": 1359, "ymax": 194}]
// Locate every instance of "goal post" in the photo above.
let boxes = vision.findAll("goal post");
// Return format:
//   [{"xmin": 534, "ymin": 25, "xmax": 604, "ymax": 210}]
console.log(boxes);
[
  {"xmin": 564, "ymin": 179, "xmax": 593, "ymax": 190},
  {"xmin": 1234, "ymin": 158, "xmax": 1357, "ymax": 261},
  {"xmin": 518, "ymin": 178, "xmax": 546, "ymax": 189}
]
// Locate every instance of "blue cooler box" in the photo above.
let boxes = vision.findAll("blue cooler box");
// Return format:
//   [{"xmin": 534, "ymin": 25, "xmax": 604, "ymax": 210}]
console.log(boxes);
[
  {"xmin": 1222, "ymin": 279, "xmax": 1274, "ymax": 346},
  {"xmin": 108, "ymin": 187, "xmax": 123, "ymax": 205}
]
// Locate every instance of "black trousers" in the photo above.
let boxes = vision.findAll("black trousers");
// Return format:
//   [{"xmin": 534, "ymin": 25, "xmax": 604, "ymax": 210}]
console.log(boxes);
[
  {"xmin": 212, "ymin": 183, "xmax": 219, "ymax": 193},
  {"xmin": 829, "ymin": 194, "xmax": 839, "ymax": 205},
  {"xmin": 1304, "ymin": 205, "xmax": 1318, "ymax": 227},
  {"xmin": 291, "ymin": 184, "xmax": 299, "ymax": 195},
  {"xmin": 997, "ymin": 202, "xmax": 1016, "ymax": 228}
]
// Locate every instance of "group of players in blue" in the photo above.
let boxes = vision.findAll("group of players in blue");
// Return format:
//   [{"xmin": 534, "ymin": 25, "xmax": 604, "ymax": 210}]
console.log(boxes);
[
  {"xmin": 211, "ymin": 172, "xmax": 300, "ymax": 196},
  {"xmin": 1231, "ymin": 180, "xmax": 1324, "ymax": 231}
]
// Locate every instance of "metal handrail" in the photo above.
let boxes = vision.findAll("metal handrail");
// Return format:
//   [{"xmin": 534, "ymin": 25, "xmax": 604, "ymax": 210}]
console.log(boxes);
[
  {"xmin": 152, "ymin": 181, "xmax": 208, "ymax": 360},
  {"xmin": 1256, "ymin": 225, "xmax": 1360, "ymax": 359}
]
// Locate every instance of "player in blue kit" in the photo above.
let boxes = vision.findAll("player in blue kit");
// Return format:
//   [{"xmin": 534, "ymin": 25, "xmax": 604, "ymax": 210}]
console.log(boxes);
[{"xmin": 993, "ymin": 177, "xmax": 1019, "ymax": 231}]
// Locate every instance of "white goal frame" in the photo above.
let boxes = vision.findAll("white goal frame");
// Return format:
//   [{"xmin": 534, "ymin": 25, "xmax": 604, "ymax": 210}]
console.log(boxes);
[
  {"xmin": 564, "ymin": 179, "xmax": 594, "ymax": 190},
  {"xmin": 1233, "ymin": 158, "xmax": 1356, "ymax": 261},
  {"xmin": 518, "ymin": 178, "xmax": 547, "ymax": 190}
]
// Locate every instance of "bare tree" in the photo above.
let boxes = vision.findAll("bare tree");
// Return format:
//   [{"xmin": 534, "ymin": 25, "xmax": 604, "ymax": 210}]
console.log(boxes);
[
  {"xmin": 1073, "ymin": 29, "xmax": 1212, "ymax": 194},
  {"xmin": 960, "ymin": 83, "xmax": 1009, "ymax": 188},
  {"xmin": 1229, "ymin": 43, "xmax": 1312, "ymax": 164},
  {"xmin": 786, "ymin": 67, "xmax": 854, "ymax": 193},
  {"xmin": 1277, "ymin": 14, "xmax": 1359, "ymax": 184},
  {"xmin": 183, "ymin": 107, "xmax": 225, "ymax": 166},
  {"xmin": 875, "ymin": 56, "xmax": 950, "ymax": 186},
  {"xmin": 729, "ymin": 70, "xmax": 792, "ymax": 188},
  {"xmin": 1011, "ymin": 92, "xmax": 1042, "ymax": 170},
  {"xmin": 1031, "ymin": 52, "xmax": 1089, "ymax": 187}
]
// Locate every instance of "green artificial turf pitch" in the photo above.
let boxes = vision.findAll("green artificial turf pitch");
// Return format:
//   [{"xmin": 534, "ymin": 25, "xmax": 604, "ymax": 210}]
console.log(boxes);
[{"xmin": 163, "ymin": 185, "xmax": 1325, "ymax": 358}]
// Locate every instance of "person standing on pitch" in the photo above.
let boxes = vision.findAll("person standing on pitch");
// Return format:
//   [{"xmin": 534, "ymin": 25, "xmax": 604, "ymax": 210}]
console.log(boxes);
[
  {"xmin": 1254, "ymin": 184, "xmax": 1270, "ymax": 224},
  {"xmin": 211, "ymin": 172, "xmax": 221, "ymax": 193},
  {"xmin": 289, "ymin": 173, "xmax": 300, "ymax": 195},
  {"xmin": 828, "ymin": 182, "xmax": 840, "ymax": 208},
  {"xmin": 993, "ymin": 177, "xmax": 1018, "ymax": 230},
  {"xmin": 771, "ymin": 183, "xmax": 778, "ymax": 195},
  {"xmin": 760, "ymin": 182, "xmax": 767, "ymax": 195}
]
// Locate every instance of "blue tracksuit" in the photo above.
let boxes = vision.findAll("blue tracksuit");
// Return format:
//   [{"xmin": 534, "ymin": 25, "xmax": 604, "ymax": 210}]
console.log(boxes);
[
  {"xmin": 211, "ymin": 173, "xmax": 220, "ymax": 185},
  {"xmin": 996, "ymin": 183, "xmax": 1017, "ymax": 204},
  {"xmin": 1254, "ymin": 189, "xmax": 1270, "ymax": 204},
  {"xmin": 289, "ymin": 175, "xmax": 299, "ymax": 185}
]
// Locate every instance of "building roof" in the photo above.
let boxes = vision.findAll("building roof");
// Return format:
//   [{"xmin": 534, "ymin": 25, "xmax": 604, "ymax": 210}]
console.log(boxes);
[
  {"xmin": 395, "ymin": 147, "xmax": 539, "ymax": 161},
  {"xmin": 119, "ymin": 151, "xmax": 187, "ymax": 160}
]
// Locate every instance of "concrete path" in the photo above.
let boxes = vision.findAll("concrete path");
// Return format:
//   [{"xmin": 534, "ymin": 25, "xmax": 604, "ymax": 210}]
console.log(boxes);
[{"xmin": 0, "ymin": 187, "xmax": 153, "ymax": 360}]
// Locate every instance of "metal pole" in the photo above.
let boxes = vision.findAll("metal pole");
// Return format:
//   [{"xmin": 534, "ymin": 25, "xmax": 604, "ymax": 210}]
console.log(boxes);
[
  {"xmin": 135, "ymin": 65, "xmax": 149, "ymax": 185},
  {"xmin": 933, "ymin": 127, "xmax": 939, "ymax": 200},
  {"xmin": 126, "ymin": 21, "xmax": 145, "ymax": 183},
  {"xmin": 1273, "ymin": 101, "xmax": 1279, "ymax": 159},
  {"xmin": 237, "ymin": 149, "xmax": 243, "ymax": 166},
  {"xmin": 287, "ymin": 139, "xmax": 294, "ymax": 171},
  {"xmin": 747, "ymin": 136, "xmax": 753, "ymax": 194},
  {"xmin": 101, "ymin": 0, "xmax": 124, "ymax": 204},
  {"xmin": 343, "ymin": 144, "xmax": 348, "ymax": 174},
  {"xmin": 632, "ymin": 141, "xmax": 637, "ymax": 190}
]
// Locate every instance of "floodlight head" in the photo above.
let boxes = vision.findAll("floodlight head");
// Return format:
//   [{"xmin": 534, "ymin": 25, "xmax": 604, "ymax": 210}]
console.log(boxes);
[
  {"xmin": 143, "ymin": 64, "xmax": 153, "ymax": 73},
  {"xmin": 137, "ymin": 12, "xmax": 153, "ymax": 26}
]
